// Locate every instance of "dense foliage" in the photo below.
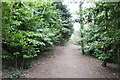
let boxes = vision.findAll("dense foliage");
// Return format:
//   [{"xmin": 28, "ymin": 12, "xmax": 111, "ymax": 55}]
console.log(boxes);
[
  {"xmin": 77, "ymin": 2, "xmax": 120, "ymax": 64},
  {"xmin": 2, "ymin": 2, "xmax": 73, "ymax": 68},
  {"xmin": 54, "ymin": 2, "xmax": 73, "ymax": 41}
]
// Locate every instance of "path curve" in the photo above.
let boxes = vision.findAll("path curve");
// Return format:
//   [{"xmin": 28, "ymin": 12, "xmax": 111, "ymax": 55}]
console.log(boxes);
[{"xmin": 25, "ymin": 44, "xmax": 118, "ymax": 78}]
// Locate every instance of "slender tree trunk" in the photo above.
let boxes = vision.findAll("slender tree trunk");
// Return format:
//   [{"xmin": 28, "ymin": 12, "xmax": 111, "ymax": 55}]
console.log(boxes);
[
  {"xmin": 101, "ymin": 7, "xmax": 108, "ymax": 67},
  {"xmin": 81, "ymin": 34, "xmax": 85, "ymax": 55},
  {"xmin": 79, "ymin": 2, "xmax": 85, "ymax": 55},
  {"xmin": 118, "ymin": 43, "xmax": 120, "ymax": 78},
  {"xmin": 101, "ymin": 47, "xmax": 107, "ymax": 67}
]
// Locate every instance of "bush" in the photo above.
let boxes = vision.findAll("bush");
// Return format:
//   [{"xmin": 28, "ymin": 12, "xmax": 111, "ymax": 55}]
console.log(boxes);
[{"xmin": 2, "ymin": 2, "xmax": 73, "ymax": 68}]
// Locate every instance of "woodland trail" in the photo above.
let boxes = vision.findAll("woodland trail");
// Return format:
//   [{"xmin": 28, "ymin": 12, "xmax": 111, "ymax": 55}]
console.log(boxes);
[{"xmin": 24, "ymin": 44, "xmax": 118, "ymax": 78}]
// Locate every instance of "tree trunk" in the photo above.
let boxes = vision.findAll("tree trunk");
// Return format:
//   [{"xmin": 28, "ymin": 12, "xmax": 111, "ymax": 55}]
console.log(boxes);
[
  {"xmin": 101, "ymin": 47, "xmax": 107, "ymax": 67},
  {"xmin": 118, "ymin": 43, "xmax": 120, "ymax": 77},
  {"xmin": 81, "ymin": 34, "xmax": 85, "ymax": 55},
  {"xmin": 101, "ymin": 7, "xmax": 108, "ymax": 67}
]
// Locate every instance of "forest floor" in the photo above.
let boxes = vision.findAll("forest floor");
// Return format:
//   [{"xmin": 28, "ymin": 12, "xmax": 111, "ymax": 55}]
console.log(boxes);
[{"xmin": 24, "ymin": 43, "xmax": 119, "ymax": 78}]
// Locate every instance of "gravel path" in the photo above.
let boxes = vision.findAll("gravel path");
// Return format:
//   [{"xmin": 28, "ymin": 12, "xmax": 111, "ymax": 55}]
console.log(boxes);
[{"xmin": 24, "ymin": 44, "xmax": 118, "ymax": 78}]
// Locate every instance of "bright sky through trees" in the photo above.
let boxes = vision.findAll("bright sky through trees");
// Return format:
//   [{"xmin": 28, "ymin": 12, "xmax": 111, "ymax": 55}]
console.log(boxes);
[
  {"xmin": 63, "ymin": 0, "xmax": 95, "ymax": 32},
  {"xmin": 63, "ymin": 0, "xmax": 95, "ymax": 20}
]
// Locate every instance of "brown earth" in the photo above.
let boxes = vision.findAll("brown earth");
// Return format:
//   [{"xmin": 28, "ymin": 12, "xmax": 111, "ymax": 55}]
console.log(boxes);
[{"xmin": 24, "ymin": 44, "xmax": 119, "ymax": 78}]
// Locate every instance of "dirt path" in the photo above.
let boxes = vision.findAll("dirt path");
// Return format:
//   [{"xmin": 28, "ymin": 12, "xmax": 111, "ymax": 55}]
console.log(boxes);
[{"xmin": 24, "ymin": 44, "xmax": 118, "ymax": 78}]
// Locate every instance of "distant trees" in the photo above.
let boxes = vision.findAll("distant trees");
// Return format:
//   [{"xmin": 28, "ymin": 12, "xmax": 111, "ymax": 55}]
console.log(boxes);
[{"xmin": 53, "ymin": 2, "xmax": 74, "ymax": 42}]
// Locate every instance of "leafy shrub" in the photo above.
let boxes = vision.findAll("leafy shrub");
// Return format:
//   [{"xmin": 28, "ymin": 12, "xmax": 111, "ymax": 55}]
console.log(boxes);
[
  {"xmin": 77, "ymin": 2, "xmax": 120, "ymax": 63},
  {"xmin": 2, "ymin": 2, "xmax": 73, "ymax": 68}
]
